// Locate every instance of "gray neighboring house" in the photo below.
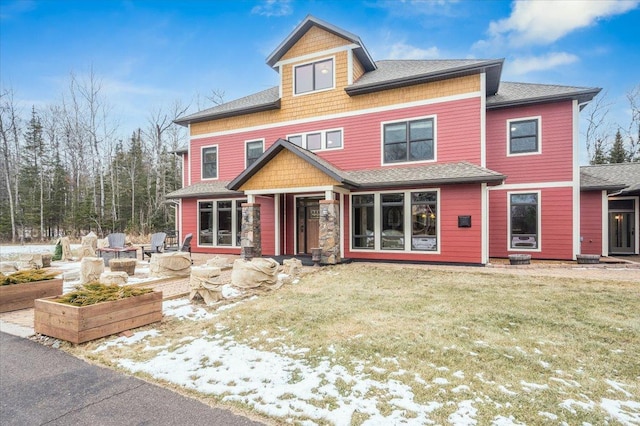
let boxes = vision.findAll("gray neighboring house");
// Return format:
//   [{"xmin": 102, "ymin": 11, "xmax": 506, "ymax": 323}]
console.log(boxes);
[{"xmin": 581, "ymin": 162, "xmax": 640, "ymax": 256}]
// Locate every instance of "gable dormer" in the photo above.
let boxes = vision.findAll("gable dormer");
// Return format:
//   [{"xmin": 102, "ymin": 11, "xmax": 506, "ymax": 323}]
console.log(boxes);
[{"xmin": 266, "ymin": 15, "xmax": 376, "ymax": 100}]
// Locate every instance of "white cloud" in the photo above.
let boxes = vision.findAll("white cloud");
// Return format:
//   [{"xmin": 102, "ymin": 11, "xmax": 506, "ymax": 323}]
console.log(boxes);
[
  {"xmin": 251, "ymin": 0, "xmax": 293, "ymax": 17},
  {"xmin": 387, "ymin": 42, "xmax": 440, "ymax": 59},
  {"xmin": 488, "ymin": 0, "xmax": 639, "ymax": 46},
  {"xmin": 507, "ymin": 52, "xmax": 579, "ymax": 75}
]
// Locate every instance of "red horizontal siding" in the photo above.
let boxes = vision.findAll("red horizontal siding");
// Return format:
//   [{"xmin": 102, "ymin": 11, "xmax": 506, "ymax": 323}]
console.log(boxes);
[
  {"xmin": 489, "ymin": 187, "xmax": 574, "ymax": 260},
  {"xmin": 189, "ymin": 96, "xmax": 482, "ymax": 183},
  {"xmin": 342, "ymin": 184, "xmax": 483, "ymax": 264},
  {"xmin": 580, "ymin": 191, "xmax": 604, "ymax": 255},
  {"xmin": 486, "ymin": 101, "xmax": 574, "ymax": 184}
]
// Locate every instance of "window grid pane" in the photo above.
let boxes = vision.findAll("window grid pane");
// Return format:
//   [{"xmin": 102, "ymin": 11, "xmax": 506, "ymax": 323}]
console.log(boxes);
[
  {"xmin": 326, "ymin": 130, "xmax": 342, "ymax": 149},
  {"xmin": 510, "ymin": 119, "xmax": 538, "ymax": 154},
  {"xmin": 202, "ymin": 147, "xmax": 217, "ymax": 179},
  {"xmin": 411, "ymin": 192, "xmax": 437, "ymax": 251},
  {"xmin": 384, "ymin": 119, "xmax": 434, "ymax": 163},
  {"xmin": 381, "ymin": 193, "xmax": 404, "ymax": 250},
  {"xmin": 246, "ymin": 141, "xmax": 263, "ymax": 167},
  {"xmin": 353, "ymin": 195, "xmax": 374, "ymax": 249}
]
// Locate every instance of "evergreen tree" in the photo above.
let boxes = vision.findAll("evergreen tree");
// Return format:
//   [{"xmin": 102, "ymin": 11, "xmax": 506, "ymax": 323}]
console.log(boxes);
[
  {"xmin": 608, "ymin": 129, "xmax": 628, "ymax": 163},
  {"xmin": 590, "ymin": 138, "xmax": 608, "ymax": 164},
  {"xmin": 19, "ymin": 107, "xmax": 44, "ymax": 239}
]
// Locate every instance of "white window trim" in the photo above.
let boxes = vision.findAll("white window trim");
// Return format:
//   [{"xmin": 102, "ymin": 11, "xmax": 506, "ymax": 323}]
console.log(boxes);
[
  {"xmin": 196, "ymin": 198, "xmax": 246, "ymax": 248},
  {"xmin": 244, "ymin": 138, "xmax": 265, "ymax": 169},
  {"xmin": 292, "ymin": 56, "xmax": 336, "ymax": 97},
  {"xmin": 506, "ymin": 116, "xmax": 542, "ymax": 157},
  {"xmin": 349, "ymin": 189, "xmax": 441, "ymax": 254},
  {"xmin": 286, "ymin": 127, "xmax": 344, "ymax": 152},
  {"xmin": 380, "ymin": 115, "xmax": 437, "ymax": 166},
  {"xmin": 200, "ymin": 144, "xmax": 219, "ymax": 180},
  {"xmin": 507, "ymin": 190, "xmax": 542, "ymax": 252}
]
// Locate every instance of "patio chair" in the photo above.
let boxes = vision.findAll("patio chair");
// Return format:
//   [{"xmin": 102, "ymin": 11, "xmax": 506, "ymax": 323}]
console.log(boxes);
[
  {"xmin": 107, "ymin": 233, "xmax": 126, "ymax": 249},
  {"xmin": 97, "ymin": 232, "xmax": 137, "ymax": 266},
  {"xmin": 142, "ymin": 232, "xmax": 167, "ymax": 261},
  {"xmin": 165, "ymin": 233, "xmax": 193, "ymax": 263}
]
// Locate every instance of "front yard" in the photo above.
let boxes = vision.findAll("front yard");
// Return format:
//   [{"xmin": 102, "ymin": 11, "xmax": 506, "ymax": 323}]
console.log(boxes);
[{"xmin": 65, "ymin": 263, "xmax": 639, "ymax": 425}]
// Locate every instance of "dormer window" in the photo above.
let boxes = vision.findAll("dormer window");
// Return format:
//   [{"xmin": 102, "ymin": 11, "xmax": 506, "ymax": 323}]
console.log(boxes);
[{"xmin": 294, "ymin": 58, "xmax": 334, "ymax": 95}]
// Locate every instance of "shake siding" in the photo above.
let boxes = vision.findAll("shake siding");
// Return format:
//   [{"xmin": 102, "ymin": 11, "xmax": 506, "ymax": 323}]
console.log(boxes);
[
  {"xmin": 342, "ymin": 185, "xmax": 483, "ymax": 264},
  {"xmin": 280, "ymin": 26, "xmax": 349, "ymax": 61},
  {"xmin": 189, "ymin": 97, "xmax": 482, "ymax": 183},
  {"xmin": 580, "ymin": 191, "xmax": 604, "ymax": 255},
  {"xmin": 190, "ymin": 75, "xmax": 480, "ymax": 136},
  {"xmin": 489, "ymin": 187, "xmax": 574, "ymax": 260},
  {"xmin": 486, "ymin": 101, "xmax": 574, "ymax": 184}
]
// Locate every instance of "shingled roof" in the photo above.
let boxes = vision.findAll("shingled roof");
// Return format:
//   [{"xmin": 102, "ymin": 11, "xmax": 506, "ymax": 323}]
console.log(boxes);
[
  {"xmin": 487, "ymin": 82, "xmax": 600, "ymax": 110},
  {"xmin": 580, "ymin": 163, "xmax": 640, "ymax": 194},
  {"xmin": 165, "ymin": 181, "xmax": 242, "ymax": 199},
  {"xmin": 227, "ymin": 138, "xmax": 505, "ymax": 192}
]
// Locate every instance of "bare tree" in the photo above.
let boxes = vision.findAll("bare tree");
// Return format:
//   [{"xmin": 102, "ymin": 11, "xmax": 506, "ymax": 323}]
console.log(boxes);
[
  {"xmin": 0, "ymin": 88, "xmax": 21, "ymax": 242},
  {"xmin": 582, "ymin": 90, "xmax": 613, "ymax": 164},
  {"xmin": 625, "ymin": 84, "xmax": 640, "ymax": 161}
]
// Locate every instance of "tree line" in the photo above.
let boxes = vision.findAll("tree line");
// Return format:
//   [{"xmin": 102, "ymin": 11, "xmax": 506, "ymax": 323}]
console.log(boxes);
[
  {"xmin": 584, "ymin": 85, "xmax": 640, "ymax": 164},
  {"xmin": 0, "ymin": 70, "xmax": 200, "ymax": 243}
]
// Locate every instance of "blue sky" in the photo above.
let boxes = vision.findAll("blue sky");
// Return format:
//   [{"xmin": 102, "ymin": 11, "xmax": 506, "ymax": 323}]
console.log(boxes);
[{"xmin": 1, "ymin": 0, "xmax": 639, "ymax": 163}]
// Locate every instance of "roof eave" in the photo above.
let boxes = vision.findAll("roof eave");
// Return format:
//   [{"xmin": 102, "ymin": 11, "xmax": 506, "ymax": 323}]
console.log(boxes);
[
  {"xmin": 356, "ymin": 174, "xmax": 505, "ymax": 189},
  {"xmin": 487, "ymin": 88, "xmax": 601, "ymax": 110},
  {"xmin": 345, "ymin": 59, "xmax": 504, "ymax": 96},
  {"xmin": 174, "ymin": 100, "xmax": 281, "ymax": 127}
]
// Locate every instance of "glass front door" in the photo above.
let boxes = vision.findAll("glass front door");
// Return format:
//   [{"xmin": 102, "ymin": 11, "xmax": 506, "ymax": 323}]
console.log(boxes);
[{"xmin": 609, "ymin": 211, "xmax": 635, "ymax": 254}]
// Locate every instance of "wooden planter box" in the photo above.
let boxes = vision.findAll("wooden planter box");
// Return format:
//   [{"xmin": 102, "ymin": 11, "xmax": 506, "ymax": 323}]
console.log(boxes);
[
  {"xmin": 34, "ymin": 291, "xmax": 163, "ymax": 344},
  {"xmin": 0, "ymin": 278, "xmax": 63, "ymax": 313}
]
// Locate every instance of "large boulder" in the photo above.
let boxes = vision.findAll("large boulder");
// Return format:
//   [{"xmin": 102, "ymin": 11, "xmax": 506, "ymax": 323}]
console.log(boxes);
[{"xmin": 149, "ymin": 252, "xmax": 191, "ymax": 277}]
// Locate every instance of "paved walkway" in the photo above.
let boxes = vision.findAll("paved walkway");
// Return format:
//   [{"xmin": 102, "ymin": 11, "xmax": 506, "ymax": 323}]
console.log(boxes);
[{"xmin": 0, "ymin": 332, "xmax": 264, "ymax": 426}]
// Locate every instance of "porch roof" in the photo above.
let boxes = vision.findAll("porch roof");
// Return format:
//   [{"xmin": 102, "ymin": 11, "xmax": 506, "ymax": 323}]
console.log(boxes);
[
  {"xmin": 165, "ymin": 181, "xmax": 242, "ymax": 199},
  {"xmin": 580, "ymin": 163, "xmax": 640, "ymax": 195},
  {"xmin": 487, "ymin": 82, "xmax": 601, "ymax": 110},
  {"xmin": 228, "ymin": 138, "xmax": 505, "ymax": 192}
]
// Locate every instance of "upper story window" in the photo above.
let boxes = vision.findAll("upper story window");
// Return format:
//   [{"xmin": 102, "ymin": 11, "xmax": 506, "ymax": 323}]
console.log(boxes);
[
  {"xmin": 202, "ymin": 146, "xmax": 218, "ymax": 179},
  {"xmin": 294, "ymin": 58, "xmax": 334, "ymax": 95},
  {"xmin": 383, "ymin": 118, "xmax": 434, "ymax": 164},
  {"xmin": 246, "ymin": 140, "xmax": 264, "ymax": 168},
  {"xmin": 508, "ymin": 118, "xmax": 540, "ymax": 155},
  {"xmin": 287, "ymin": 129, "xmax": 343, "ymax": 151}
]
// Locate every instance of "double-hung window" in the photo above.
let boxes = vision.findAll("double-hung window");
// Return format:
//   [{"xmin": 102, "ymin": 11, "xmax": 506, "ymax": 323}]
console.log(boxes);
[
  {"xmin": 508, "ymin": 118, "xmax": 540, "ymax": 155},
  {"xmin": 246, "ymin": 140, "xmax": 263, "ymax": 168},
  {"xmin": 383, "ymin": 118, "xmax": 434, "ymax": 164},
  {"xmin": 294, "ymin": 58, "xmax": 333, "ymax": 95},
  {"xmin": 510, "ymin": 192, "xmax": 539, "ymax": 249},
  {"xmin": 202, "ymin": 146, "xmax": 218, "ymax": 179}
]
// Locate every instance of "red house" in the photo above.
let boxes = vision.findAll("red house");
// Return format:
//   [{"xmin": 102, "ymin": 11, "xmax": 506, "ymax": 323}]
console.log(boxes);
[{"xmin": 167, "ymin": 16, "xmax": 637, "ymax": 265}]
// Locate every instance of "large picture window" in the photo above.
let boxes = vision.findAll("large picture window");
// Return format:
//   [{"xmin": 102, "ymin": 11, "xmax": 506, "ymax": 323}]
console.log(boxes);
[
  {"xmin": 510, "ymin": 193, "xmax": 539, "ymax": 249},
  {"xmin": 198, "ymin": 199, "xmax": 246, "ymax": 247},
  {"xmin": 351, "ymin": 190, "xmax": 439, "ymax": 252},
  {"xmin": 509, "ymin": 118, "xmax": 539, "ymax": 154},
  {"xmin": 202, "ymin": 146, "xmax": 218, "ymax": 179},
  {"xmin": 294, "ymin": 58, "xmax": 333, "ymax": 95},
  {"xmin": 383, "ymin": 118, "xmax": 434, "ymax": 164}
]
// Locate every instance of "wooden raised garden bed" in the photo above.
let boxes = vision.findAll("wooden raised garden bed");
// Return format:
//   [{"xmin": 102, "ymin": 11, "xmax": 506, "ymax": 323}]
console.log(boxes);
[
  {"xmin": 34, "ymin": 290, "xmax": 163, "ymax": 344},
  {"xmin": 0, "ymin": 278, "xmax": 63, "ymax": 313}
]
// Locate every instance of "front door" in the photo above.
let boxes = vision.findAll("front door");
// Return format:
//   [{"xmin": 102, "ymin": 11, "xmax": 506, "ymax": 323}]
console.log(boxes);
[
  {"xmin": 609, "ymin": 211, "xmax": 635, "ymax": 254},
  {"xmin": 297, "ymin": 198, "xmax": 320, "ymax": 254}
]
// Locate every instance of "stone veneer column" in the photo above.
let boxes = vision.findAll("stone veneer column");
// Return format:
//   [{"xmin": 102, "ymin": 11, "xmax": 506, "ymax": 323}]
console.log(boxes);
[
  {"xmin": 241, "ymin": 203, "xmax": 261, "ymax": 257},
  {"xmin": 319, "ymin": 200, "xmax": 340, "ymax": 264}
]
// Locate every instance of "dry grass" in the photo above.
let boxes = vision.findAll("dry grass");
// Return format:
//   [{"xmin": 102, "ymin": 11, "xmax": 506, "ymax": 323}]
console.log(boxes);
[{"xmin": 66, "ymin": 263, "xmax": 640, "ymax": 425}]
